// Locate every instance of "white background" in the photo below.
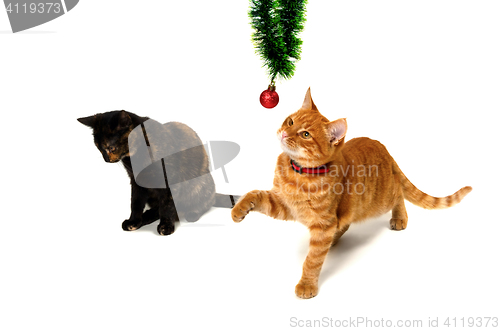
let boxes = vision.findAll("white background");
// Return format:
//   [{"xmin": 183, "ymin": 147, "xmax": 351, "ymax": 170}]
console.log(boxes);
[{"xmin": 1, "ymin": 1, "xmax": 498, "ymax": 330}]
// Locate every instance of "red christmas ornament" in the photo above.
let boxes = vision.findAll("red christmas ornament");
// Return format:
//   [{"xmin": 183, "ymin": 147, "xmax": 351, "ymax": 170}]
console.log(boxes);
[{"xmin": 260, "ymin": 85, "xmax": 279, "ymax": 109}]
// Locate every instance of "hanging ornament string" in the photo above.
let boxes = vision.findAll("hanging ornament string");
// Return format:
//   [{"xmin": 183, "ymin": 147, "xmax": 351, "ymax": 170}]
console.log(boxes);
[{"xmin": 249, "ymin": 0, "xmax": 307, "ymax": 108}]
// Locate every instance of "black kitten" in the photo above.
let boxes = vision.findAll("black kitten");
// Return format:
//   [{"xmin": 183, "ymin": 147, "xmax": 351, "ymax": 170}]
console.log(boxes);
[{"xmin": 78, "ymin": 110, "xmax": 237, "ymax": 235}]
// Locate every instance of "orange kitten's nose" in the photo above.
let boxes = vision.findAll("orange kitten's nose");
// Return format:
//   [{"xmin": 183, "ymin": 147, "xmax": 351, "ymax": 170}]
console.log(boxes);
[{"xmin": 281, "ymin": 131, "xmax": 288, "ymax": 139}]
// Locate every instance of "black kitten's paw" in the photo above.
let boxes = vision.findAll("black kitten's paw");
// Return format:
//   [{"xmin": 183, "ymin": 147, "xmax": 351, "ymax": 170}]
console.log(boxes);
[
  {"xmin": 122, "ymin": 219, "xmax": 143, "ymax": 231},
  {"xmin": 157, "ymin": 222, "xmax": 175, "ymax": 236},
  {"xmin": 185, "ymin": 211, "xmax": 203, "ymax": 222}
]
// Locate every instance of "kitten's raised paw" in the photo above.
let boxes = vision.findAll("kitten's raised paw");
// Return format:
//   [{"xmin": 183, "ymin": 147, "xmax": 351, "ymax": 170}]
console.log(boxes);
[
  {"xmin": 157, "ymin": 222, "xmax": 175, "ymax": 236},
  {"xmin": 231, "ymin": 199, "xmax": 255, "ymax": 223},
  {"xmin": 390, "ymin": 218, "xmax": 407, "ymax": 231},
  {"xmin": 295, "ymin": 282, "xmax": 318, "ymax": 299},
  {"xmin": 122, "ymin": 219, "xmax": 142, "ymax": 231}
]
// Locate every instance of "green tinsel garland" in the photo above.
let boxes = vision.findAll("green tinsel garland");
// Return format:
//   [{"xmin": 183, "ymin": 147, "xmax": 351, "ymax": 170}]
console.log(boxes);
[{"xmin": 249, "ymin": 0, "xmax": 307, "ymax": 85}]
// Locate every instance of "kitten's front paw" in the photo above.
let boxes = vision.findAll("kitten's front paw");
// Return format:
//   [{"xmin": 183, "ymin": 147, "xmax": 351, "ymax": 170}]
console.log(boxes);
[
  {"xmin": 157, "ymin": 222, "xmax": 175, "ymax": 236},
  {"xmin": 295, "ymin": 282, "xmax": 319, "ymax": 299},
  {"xmin": 231, "ymin": 196, "xmax": 255, "ymax": 223},
  {"xmin": 122, "ymin": 219, "xmax": 142, "ymax": 231}
]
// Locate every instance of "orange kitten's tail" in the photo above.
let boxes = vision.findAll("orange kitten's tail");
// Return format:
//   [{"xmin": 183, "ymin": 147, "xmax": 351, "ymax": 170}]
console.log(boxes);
[{"xmin": 393, "ymin": 164, "xmax": 472, "ymax": 209}]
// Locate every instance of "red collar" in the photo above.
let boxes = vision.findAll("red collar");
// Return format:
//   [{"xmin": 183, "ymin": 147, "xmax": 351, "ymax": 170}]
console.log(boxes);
[{"xmin": 290, "ymin": 159, "xmax": 329, "ymax": 175}]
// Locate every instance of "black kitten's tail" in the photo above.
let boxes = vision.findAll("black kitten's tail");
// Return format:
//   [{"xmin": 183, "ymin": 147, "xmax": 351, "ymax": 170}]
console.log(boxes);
[{"xmin": 214, "ymin": 193, "xmax": 240, "ymax": 208}]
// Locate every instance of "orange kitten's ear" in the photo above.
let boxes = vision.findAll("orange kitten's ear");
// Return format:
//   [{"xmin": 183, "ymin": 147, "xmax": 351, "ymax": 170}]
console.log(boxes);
[
  {"xmin": 300, "ymin": 87, "xmax": 318, "ymax": 110},
  {"xmin": 327, "ymin": 118, "xmax": 347, "ymax": 145}
]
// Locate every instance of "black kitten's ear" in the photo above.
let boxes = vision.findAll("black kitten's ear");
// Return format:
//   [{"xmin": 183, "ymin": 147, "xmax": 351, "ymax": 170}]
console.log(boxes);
[
  {"xmin": 118, "ymin": 110, "xmax": 132, "ymax": 129},
  {"xmin": 77, "ymin": 115, "xmax": 96, "ymax": 128}
]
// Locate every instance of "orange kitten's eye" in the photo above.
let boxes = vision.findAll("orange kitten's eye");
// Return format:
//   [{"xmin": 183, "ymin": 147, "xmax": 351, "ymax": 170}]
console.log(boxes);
[
  {"xmin": 288, "ymin": 118, "xmax": 293, "ymax": 126},
  {"xmin": 300, "ymin": 131, "xmax": 311, "ymax": 139}
]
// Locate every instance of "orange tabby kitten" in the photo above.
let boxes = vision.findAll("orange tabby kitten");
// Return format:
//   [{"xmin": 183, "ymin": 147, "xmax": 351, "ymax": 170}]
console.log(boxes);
[{"xmin": 231, "ymin": 88, "xmax": 472, "ymax": 299}]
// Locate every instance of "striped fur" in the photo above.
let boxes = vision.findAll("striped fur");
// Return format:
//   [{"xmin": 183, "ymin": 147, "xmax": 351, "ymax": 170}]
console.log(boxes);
[
  {"xmin": 393, "ymin": 163, "xmax": 473, "ymax": 209},
  {"xmin": 232, "ymin": 88, "xmax": 472, "ymax": 299}
]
